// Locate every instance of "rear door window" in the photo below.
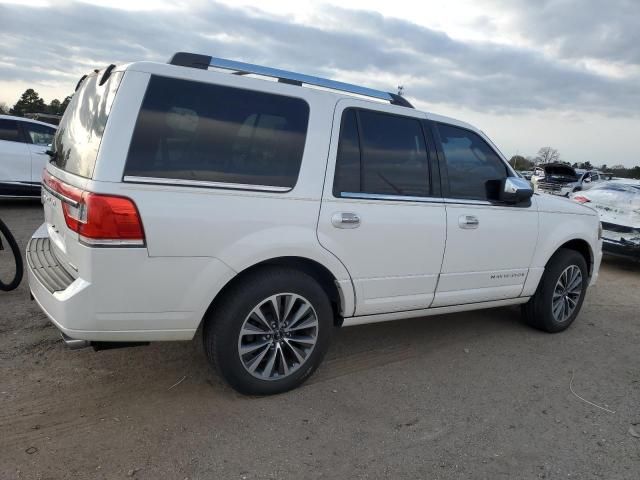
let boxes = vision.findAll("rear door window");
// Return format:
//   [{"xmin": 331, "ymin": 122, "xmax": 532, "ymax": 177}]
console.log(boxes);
[
  {"xmin": 23, "ymin": 122, "xmax": 56, "ymax": 146},
  {"xmin": 333, "ymin": 108, "xmax": 430, "ymax": 198},
  {"xmin": 437, "ymin": 123, "xmax": 509, "ymax": 201},
  {"xmin": 124, "ymin": 76, "xmax": 310, "ymax": 190},
  {"xmin": 0, "ymin": 119, "xmax": 23, "ymax": 143}
]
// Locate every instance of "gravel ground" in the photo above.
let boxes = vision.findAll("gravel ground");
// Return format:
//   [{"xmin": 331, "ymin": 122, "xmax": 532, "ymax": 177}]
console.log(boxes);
[{"xmin": 1, "ymin": 200, "xmax": 639, "ymax": 480}]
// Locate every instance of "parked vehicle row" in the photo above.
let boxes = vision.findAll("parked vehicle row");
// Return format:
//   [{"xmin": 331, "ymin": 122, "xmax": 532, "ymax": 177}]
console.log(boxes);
[
  {"xmin": 0, "ymin": 114, "xmax": 57, "ymax": 197},
  {"xmin": 570, "ymin": 180, "xmax": 640, "ymax": 260},
  {"xmin": 27, "ymin": 53, "xmax": 602, "ymax": 394},
  {"xmin": 531, "ymin": 163, "xmax": 605, "ymax": 197}
]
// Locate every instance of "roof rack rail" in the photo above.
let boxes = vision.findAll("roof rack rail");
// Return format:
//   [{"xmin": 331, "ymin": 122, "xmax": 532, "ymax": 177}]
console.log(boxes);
[{"xmin": 168, "ymin": 52, "xmax": 414, "ymax": 108}]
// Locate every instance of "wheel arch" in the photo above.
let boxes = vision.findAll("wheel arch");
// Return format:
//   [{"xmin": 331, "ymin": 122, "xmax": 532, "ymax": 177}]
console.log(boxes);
[
  {"xmin": 558, "ymin": 238, "xmax": 593, "ymax": 276},
  {"xmin": 200, "ymin": 256, "xmax": 348, "ymax": 331}
]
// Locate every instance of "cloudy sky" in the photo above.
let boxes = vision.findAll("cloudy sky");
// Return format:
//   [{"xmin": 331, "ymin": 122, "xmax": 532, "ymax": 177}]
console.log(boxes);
[{"xmin": 1, "ymin": 0, "xmax": 639, "ymax": 166}]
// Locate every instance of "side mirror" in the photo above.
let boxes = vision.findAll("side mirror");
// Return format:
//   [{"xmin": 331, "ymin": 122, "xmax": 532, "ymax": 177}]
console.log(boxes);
[{"xmin": 500, "ymin": 177, "xmax": 533, "ymax": 204}]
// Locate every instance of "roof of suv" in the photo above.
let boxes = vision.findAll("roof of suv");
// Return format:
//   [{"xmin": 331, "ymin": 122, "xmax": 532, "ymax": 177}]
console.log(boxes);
[{"xmin": 113, "ymin": 56, "xmax": 481, "ymax": 137}]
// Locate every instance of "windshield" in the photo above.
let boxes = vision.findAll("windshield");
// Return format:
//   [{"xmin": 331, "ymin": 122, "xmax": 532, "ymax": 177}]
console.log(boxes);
[{"xmin": 52, "ymin": 71, "xmax": 123, "ymax": 178}]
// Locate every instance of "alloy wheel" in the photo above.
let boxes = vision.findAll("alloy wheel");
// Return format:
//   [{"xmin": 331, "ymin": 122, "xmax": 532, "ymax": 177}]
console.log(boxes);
[
  {"xmin": 552, "ymin": 265, "xmax": 583, "ymax": 323},
  {"xmin": 238, "ymin": 293, "xmax": 319, "ymax": 381}
]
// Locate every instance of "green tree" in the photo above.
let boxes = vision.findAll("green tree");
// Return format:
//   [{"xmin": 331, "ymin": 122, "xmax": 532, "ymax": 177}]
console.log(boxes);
[
  {"xmin": 10, "ymin": 89, "xmax": 46, "ymax": 116},
  {"xmin": 60, "ymin": 95, "xmax": 72, "ymax": 113},
  {"xmin": 48, "ymin": 98, "xmax": 62, "ymax": 115},
  {"xmin": 0, "ymin": 102, "xmax": 8, "ymax": 114},
  {"xmin": 509, "ymin": 155, "xmax": 533, "ymax": 170}
]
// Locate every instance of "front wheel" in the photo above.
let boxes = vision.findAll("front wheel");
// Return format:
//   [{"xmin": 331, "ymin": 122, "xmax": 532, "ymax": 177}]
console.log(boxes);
[
  {"xmin": 522, "ymin": 248, "xmax": 588, "ymax": 333},
  {"xmin": 203, "ymin": 267, "xmax": 334, "ymax": 395}
]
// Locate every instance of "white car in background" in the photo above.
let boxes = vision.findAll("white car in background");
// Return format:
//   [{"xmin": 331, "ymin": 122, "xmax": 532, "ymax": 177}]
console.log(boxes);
[
  {"xmin": 0, "ymin": 114, "xmax": 57, "ymax": 197},
  {"xmin": 571, "ymin": 180, "xmax": 640, "ymax": 260}
]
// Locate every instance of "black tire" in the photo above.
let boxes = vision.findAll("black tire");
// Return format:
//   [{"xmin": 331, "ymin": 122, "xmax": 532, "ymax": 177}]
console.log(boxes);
[
  {"xmin": 522, "ymin": 248, "xmax": 588, "ymax": 333},
  {"xmin": 0, "ymin": 219, "xmax": 23, "ymax": 292},
  {"xmin": 203, "ymin": 267, "xmax": 334, "ymax": 395}
]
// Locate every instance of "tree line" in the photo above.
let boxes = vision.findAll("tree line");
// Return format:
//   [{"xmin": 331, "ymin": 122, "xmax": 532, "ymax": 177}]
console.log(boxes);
[
  {"xmin": 0, "ymin": 89, "xmax": 72, "ymax": 117},
  {"xmin": 509, "ymin": 146, "xmax": 640, "ymax": 179}
]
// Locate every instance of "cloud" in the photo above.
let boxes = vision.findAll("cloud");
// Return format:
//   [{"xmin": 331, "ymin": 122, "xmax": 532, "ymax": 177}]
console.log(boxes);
[
  {"xmin": 0, "ymin": 0, "xmax": 639, "ymax": 117},
  {"xmin": 489, "ymin": 0, "xmax": 640, "ymax": 65}
]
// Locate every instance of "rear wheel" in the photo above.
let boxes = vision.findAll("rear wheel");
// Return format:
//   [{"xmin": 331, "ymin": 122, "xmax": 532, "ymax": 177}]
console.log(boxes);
[
  {"xmin": 522, "ymin": 248, "xmax": 588, "ymax": 332},
  {"xmin": 203, "ymin": 267, "xmax": 333, "ymax": 395}
]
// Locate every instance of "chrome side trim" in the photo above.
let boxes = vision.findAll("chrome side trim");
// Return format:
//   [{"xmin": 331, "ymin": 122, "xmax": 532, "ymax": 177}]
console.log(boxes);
[
  {"xmin": 340, "ymin": 192, "xmax": 444, "ymax": 203},
  {"xmin": 79, "ymin": 235, "xmax": 145, "ymax": 247},
  {"xmin": 443, "ymin": 197, "xmax": 492, "ymax": 206},
  {"xmin": 342, "ymin": 297, "xmax": 529, "ymax": 327},
  {"xmin": 42, "ymin": 182, "xmax": 80, "ymax": 207},
  {"xmin": 209, "ymin": 57, "xmax": 394, "ymax": 103},
  {"xmin": 123, "ymin": 176, "xmax": 291, "ymax": 193}
]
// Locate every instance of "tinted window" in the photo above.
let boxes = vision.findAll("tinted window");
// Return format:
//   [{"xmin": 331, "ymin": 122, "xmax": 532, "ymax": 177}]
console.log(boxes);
[
  {"xmin": 0, "ymin": 119, "xmax": 22, "ymax": 143},
  {"xmin": 333, "ymin": 108, "xmax": 430, "ymax": 197},
  {"xmin": 24, "ymin": 122, "xmax": 56, "ymax": 146},
  {"xmin": 125, "ymin": 76, "xmax": 310, "ymax": 189},
  {"xmin": 437, "ymin": 123, "xmax": 508, "ymax": 200},
  {"xmin": 333, "ymin": 109, "xmax": 360, "ymax": 195},
  {"xmin": 53, "ymin": 71, "xmax": 122, "ymax": 178}
]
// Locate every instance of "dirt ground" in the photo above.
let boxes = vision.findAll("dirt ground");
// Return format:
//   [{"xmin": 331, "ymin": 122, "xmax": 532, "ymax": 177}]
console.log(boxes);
[{"xmin": 1, "ymin": 200, "xmax": 639, "ymax": 480}]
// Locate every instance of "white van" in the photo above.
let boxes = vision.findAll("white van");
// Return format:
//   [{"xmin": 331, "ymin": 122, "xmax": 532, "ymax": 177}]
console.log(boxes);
[{"xmin": 28, "ymin": 53, "xmax": 602, "ymax": 394}]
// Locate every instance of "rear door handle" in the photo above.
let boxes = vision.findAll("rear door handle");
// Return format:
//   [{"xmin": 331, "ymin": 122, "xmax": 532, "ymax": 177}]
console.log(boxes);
[
  {"xmin": 458, "ymin": 215, "xmax": 479, "ymax": 229},
  {"xmin": 331, "ymin": 212, "xmax": 360, "ymax": 229}
]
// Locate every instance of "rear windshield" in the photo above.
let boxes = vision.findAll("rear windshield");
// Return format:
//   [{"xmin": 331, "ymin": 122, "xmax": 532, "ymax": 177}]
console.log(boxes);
[
  {"xmin": 51, "ymin": 71, "xmax": 122, "ymax": 178},
  {"xmin": 124, "ymin": 75, "xmax": 310, "ymax": 190}
]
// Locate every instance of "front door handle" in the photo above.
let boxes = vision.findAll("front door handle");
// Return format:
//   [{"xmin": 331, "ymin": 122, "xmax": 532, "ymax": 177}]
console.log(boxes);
[
  {"xmin": 331, "ymin": 212, "xmax": 361, "ymax": 229},
  {"xmin": 458, "ymin": 215, "xmax": 479, "ymax": 229}
]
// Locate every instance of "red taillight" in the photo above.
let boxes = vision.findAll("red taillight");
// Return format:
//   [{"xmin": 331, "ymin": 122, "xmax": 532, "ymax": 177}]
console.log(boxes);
[
  {"xmin": 573, "ymin": 195, "xmax": 591, "ymax": 204},
  {"xmin": 43, "ymin": 170, "xmax": 145, "ymax": 246},
  {"xmin": 79, "ymin": 194, "xmax": 145, "ymax": 244}
]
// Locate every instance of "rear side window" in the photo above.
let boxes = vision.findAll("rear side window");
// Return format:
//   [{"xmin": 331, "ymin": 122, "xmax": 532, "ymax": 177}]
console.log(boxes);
[
  {"xmin": 0, "ymin": 119, "xmax": 22, "ymax": 143},
  {"xmin": 333, "ymin": 108, "xmax": 430, "ymax": 197},
  {"xmin": 125, "ymin": 76, "xmax": 310, "ymax": 190},
  {"xmin": 437, "ymin": 123, "xmax": 508, "ymax": 201},
  {"xmin": 23, "ymin": 122, "xmax": 56, "ymax": 146}
]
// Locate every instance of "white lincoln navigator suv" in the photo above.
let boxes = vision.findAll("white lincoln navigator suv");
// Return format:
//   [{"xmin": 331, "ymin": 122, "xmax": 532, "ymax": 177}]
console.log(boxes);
[{"xmin": 28, "ymin": 53, "xmax": 603, "ymax": 395}]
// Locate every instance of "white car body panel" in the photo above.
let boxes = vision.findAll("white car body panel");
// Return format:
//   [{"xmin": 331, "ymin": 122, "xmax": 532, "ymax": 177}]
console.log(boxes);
[
  {"xmin": 0, "ymin": 138, "xmax": 31, "ymax": 183},
  {"xmin": 318, "ymin": 99, "xmax": 446, "ymax": 316},
  {"xmin": 27, "ymin": 60, "xmax": 603, "ymax": 341},
  {"xmin": 533, "ymin": 194, "xmax": 602, "ymax": 285},
  {"xmin": 433, "ymin": 198, "xmax": 539, "ymax": 306},
  {"xmin": 27, "ymin": 143, "xmax": 49, "ymax": 182}
]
